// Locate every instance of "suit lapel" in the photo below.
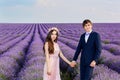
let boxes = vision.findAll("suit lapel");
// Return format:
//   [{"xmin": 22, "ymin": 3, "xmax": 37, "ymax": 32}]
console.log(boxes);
[{"xmin": 83, "ymin": 33, "xmax": 86, "ymax": 44}]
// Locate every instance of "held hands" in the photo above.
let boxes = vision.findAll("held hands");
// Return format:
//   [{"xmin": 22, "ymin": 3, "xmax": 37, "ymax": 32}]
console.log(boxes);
[
  {"xmin": 90, "ymin": 60, "xmax": 96, "ymax": 67},
  {"xmin": 69, "ymin": 60, "xmax": 96, "ymax": 68},
  {"xmin": 69, "ymin": 61, "xmax": 77, "ymax": 67}
]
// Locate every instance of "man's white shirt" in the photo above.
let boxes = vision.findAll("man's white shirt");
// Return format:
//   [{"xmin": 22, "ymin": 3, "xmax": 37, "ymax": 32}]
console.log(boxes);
[{"xmin": 85, "ymin": 30, "xmax": 92, "ymax": 43}]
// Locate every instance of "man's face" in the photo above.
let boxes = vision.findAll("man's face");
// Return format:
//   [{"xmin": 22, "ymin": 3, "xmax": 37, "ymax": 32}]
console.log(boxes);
[{"xmin": 83, "ymin": 23, "xmax": 92, "ymax": 32}]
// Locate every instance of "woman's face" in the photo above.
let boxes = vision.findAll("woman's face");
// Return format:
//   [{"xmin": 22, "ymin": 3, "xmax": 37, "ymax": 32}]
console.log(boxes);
[{"xmin": 51, "ymin": 30, "xmax": 57, "ymax": 41}]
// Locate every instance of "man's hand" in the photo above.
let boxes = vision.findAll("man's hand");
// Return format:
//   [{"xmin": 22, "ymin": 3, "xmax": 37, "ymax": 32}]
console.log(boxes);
[
  {"xmin": 90, "ymin": 60, "xmax": 96, "ymax": 67},
  {"xmin": 70, "ymin": 61, "xmax": 77, "ymax": 67}
]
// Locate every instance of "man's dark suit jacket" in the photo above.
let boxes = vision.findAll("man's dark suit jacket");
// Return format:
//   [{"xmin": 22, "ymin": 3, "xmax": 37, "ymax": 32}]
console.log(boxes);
[{"xmin": 73, "ymin": 31, "xmax": 102, "ymax": 65}]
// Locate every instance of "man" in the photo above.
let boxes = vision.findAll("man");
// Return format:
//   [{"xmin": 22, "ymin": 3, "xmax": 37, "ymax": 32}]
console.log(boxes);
[{"xmin": 71, "ymin": 19, "xmax": 102, "ymax": 80}]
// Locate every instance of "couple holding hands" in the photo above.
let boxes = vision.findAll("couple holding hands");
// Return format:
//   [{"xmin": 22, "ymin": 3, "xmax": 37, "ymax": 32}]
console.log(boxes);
[{"xmin": 43, "ymin": 19, "xmax": 102, "ymax": 80}]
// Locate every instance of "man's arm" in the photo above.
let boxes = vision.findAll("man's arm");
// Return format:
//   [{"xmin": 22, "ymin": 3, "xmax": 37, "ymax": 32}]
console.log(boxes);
[
  {"xmin": 73, "ymin": 36, "xmax": 82, "ymax": 61},
  {"xmin": 94, "ymin": 33, "xmax": 102, "ymax": 63},
  {"xmin": 70, "ymin": 36, "xmax": 82, "ymax": 67}
]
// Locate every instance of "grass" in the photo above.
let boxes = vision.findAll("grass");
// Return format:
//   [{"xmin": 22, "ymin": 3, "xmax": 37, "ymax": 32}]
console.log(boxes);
[{"xmin": 0, "ymin": 74, "xmax": 9, "ymax": 80}]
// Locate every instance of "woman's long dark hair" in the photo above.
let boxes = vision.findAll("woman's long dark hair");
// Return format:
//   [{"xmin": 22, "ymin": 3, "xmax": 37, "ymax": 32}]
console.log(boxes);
[{"xmin": 43, "ymin": 29, "xmax": 58, "ymax": 54}]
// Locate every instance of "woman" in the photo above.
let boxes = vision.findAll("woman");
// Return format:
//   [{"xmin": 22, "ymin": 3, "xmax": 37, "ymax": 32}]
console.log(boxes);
[{"xmin": 43, "ymin": 27, "xmax": 72, "ymax": 80}]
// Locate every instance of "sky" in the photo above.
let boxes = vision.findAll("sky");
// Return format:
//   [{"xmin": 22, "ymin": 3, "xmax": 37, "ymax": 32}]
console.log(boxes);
[{"xmin": 0, "ymin": 0, "xmax": 120, "ymax": 23}]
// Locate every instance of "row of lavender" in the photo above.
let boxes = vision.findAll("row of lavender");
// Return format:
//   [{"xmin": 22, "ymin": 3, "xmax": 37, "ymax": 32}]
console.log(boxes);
[
  {"xmin": 0, "ymin": 24, "xmax": 48, "ymax": 80},
  {"xmin": 16, "ymin": 25, "xmax": 45, "ymax": 80},
  {"xmin": 0, "ymin": 24, "xmax": 35, "ymax": 80},
  {"xmin": 0, "ymin": 23, "xmax": 120, "ymax": 80},
  {"xmin": 0, "ymin": 24, "xmax": 32, "ymax": 54}
]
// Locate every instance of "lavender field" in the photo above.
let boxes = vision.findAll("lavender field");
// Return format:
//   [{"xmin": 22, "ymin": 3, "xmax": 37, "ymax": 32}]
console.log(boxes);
[{"xmin": 0, "ymin": 23, "xmax": 120, "ymax": 80}]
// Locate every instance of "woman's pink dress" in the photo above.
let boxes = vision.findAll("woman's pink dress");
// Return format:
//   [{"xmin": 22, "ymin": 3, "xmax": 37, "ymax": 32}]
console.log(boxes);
[{"xmin": 43, "ymin": 43, "xmax": 61, "ymax": 80}]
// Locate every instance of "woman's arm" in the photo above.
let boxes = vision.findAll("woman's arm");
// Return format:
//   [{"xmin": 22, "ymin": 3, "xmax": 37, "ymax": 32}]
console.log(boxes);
[
  {"xmin": 44, "ymin": 42, "xmax": 51, "ymax": 75},
  {"xmin": 59, "ymin": 50, "xmax": 71, "ymax": 65}
]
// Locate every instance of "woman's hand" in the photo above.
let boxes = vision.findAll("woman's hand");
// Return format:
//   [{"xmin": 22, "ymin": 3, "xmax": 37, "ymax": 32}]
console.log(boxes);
[{"xmin": 47, "ymin": 69, "xmax": 51, "ymax": 75}]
